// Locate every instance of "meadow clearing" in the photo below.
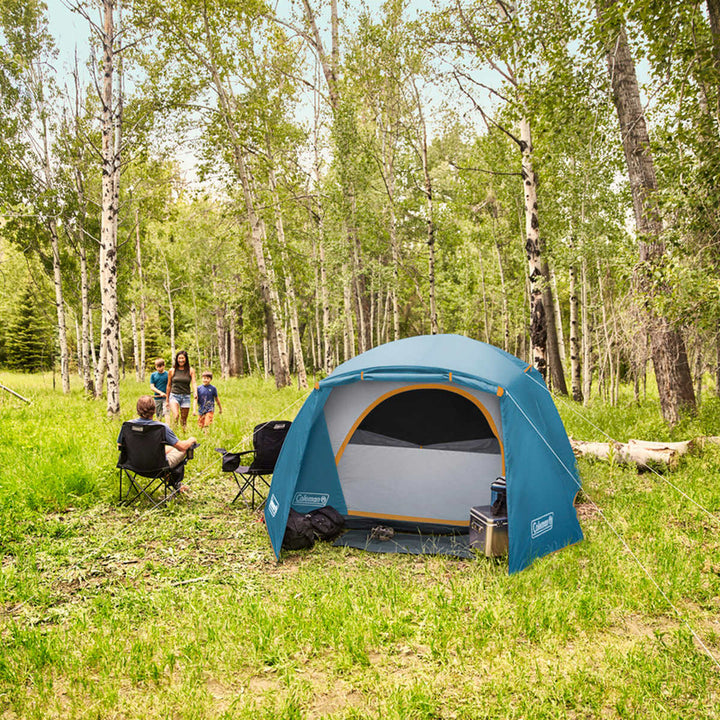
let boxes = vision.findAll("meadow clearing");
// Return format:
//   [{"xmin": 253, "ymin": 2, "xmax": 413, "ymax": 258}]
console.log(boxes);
[{"xmin": 1, "ymin": 372, "xmax": 720, "ymax": 719}]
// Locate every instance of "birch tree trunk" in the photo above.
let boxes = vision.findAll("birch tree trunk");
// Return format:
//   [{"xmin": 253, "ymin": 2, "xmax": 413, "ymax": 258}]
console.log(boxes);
[
  {"xmin": 94, "ymin": 314, "xmax": 107, "ymax": 399},
  {"xmin": 303, "ymin": 0, "xmax": 369, "ymax": 352},
  {"xmin": 70, "ymin": 66, "xmax": 93, "ymax": 395},
  {"xmin": 478, "ymin": 244, "xmax": 490, "ymax": 343},
  {"xmin": 162, "ymin": 252, "xmax": 176, "ymax": 359},
  {"xmin": 520, "ymin": 118, "xmax": 567, "ymax": 394},
  {"xmin": 36, "ymin": 66, "xmax": 70, "ymax": 394},
  {"xmin": 601, "ymin": 1, "xmax": 696, "ymax": 423},
  {"xmin": 230, "ymin": 308, "xmax": 245, "ymax": 376},
  {"xmin": 410, "ymin": 79, "xmax": 439, "ymax": 335},
  {"xmin": 581, "ymin": 258, "xmax": 592, "ymax": 403},
  {"xmin": 98, "ymin": 0, "xmax": 121, "ymax": 415},
  {"xmin": 342, "ymin": 263, "xmax": 355, "ymax": 361},
  {"xmin": 49, "ymin": 224, "xmax": 70, "ymax": 394},
  {"xmin": 134, "ymin": 207, "xmax": 146, "ymax": 380},
  {"xmin": 267, "ymin": 147, "xmax": 308, "ymax": 388},
  {"xmin": 318, "ymin": 231, "xmax": 332, "ymax": 373},
  {"xmin": 492, "ymin": 220, "xmax": 510, "ymax": 353},
  {"xmin": 389, "ymin": 184, "xmax": 400, "ymax": 342},
  {"xmin": 551, "ymin": 270, "xmax": 566, "ymax": 364},
  {"xmin": 216, "ymin": 304, "xmax": 229, "ymax": 379},
  {"xmin": 130, "ymin": 304, "xmax": 139, "ymax": 377},
  {"xmin": 77, "ymin": 242, "xmax": 92, "ymax": 395},
  {"xmin": 173, "ymin": 5, "xmax": 290, "ymax": 386},
  {"xmin": 569, "ymin": 260, "xmax": 583, "ymax": 402},
  {"xmin": 74, "ymin": 316, "xmax": 81, "ymax": 377},
  {"xmin": 596, "ymin": 259, "xmax": 614, "ymax": 405}
]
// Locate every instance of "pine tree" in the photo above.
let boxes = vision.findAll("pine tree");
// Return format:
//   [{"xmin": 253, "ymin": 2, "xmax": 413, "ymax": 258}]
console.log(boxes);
[{"xmin": 6, "ymin": 287, "xmax": 54, "ymax": 372}]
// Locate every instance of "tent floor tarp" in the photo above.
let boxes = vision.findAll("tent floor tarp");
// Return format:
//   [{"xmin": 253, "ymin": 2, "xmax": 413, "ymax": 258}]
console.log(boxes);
[{"xmin": 333, "ymin": 529, "xmax": 475, "ymax": 558}]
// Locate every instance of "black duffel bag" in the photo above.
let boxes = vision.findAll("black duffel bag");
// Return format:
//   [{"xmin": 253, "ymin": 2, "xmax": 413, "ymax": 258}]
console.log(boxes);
[
  {"xmin": 282, "ymin": 509, "xmax": 315, "ymax": 550},
  {"xmin": 307, "ymin": 506, "xmax": 345, "ymax": 541}
]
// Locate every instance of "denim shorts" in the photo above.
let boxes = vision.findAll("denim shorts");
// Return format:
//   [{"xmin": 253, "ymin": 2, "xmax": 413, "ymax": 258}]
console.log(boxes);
[{"xmin": 170, "ymin": 393, "xmax": 191, "ymax": 409}]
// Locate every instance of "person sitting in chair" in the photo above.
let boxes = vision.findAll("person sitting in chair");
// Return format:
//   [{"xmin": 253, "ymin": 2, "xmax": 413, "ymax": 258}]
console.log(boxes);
[{"xmin": 119, "ymin": 395, "xmax": 198, "ymax": 492}]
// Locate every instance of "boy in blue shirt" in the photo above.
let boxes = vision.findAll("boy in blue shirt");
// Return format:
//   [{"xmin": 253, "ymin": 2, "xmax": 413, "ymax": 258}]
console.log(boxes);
[
  {"xmin": 195, "ymin": 370, "xmax": 222, "ymax": 431},
  {"xmin": 149, "ymin": 358, "xmax": 169, "ymax": 420}
]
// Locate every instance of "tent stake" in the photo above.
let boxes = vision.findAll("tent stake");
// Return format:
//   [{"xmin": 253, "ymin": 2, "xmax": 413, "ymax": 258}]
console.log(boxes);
[{"xmin": 0, "ymin": 383, "xmax": 31, "ymax": 404}]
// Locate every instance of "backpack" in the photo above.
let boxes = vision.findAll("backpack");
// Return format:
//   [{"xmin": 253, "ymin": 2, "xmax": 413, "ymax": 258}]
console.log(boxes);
[
  {"xmin": 307, "ymin": 506, "xmax": 345, "ymax": 541},
  {"xmin": 282, "ymin": 509, "xmax": 315, "ymax": 550}
]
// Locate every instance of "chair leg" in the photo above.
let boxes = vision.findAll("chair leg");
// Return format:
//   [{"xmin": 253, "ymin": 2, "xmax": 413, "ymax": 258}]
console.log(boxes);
[
  {"xmin": 230, "ymin": 472, "xmax": 266, "ymax": 509},
  {"xmin": 231, "ymin": 473, "xmax": 270, "ymax": 511},
  {"xmin": 231, "ymin": 472, "xmax": 251, "ymax": 506},
  {"xmin": 119, "ymin": 469, "xmax": 179, "ymax": 508}
]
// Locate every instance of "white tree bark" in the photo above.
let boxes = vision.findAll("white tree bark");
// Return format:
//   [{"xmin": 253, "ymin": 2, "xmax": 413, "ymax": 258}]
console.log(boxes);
[
  {"xmin": 134, "ymin": 207, "xmax": 146, "ymax": 381},
  {"xmin": 581, "ymin": 259, "xmax": 593, "ymax": 404},
  {"xmin": 267, "ymin": 150, "xmax": 307, "ymax": 388},
  {"xmin": 130, "ymin": 303, "xmax": 139, "ymax": 378},
  {"xmin": 50, "ymin": 224, "xmax": 70, "ymax": 394},
  {"xmin": 36, "ymin": 64, "xmax": 70, "ymax": 394},
  {"xmin": 98, "ymin": 0, "xmax": 121, "ymax": 415},
  {"xmin": 342, "ymin": 263, "xmax": 355, "ymax": 361},
  {"xmin": 569, "ymin": 260, "xmax": 583, "ymax": 403},
  {"xmin": 162, "ymin": 251, "xmax": 176, "ymax": 359},
  {"xmin": 551, "ymin": 270, "xmax": 566, "ymax": 363},
  {"xmin": 410, "ymin": 80, "xmax": 438, "ymax": 335},
  {"xmin": 492, "ymin": 222, "xmax": 510, "ymax": 353}
]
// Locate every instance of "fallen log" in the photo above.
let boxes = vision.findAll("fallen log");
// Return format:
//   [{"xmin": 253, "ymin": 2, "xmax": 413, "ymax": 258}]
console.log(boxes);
[
  {"xmin": 569, "ymin": 438, "xmax": 705, "ymax": 471},
  {"xmin": 0, "ymin": 383, "xmax": 31, "ymax": 404}
]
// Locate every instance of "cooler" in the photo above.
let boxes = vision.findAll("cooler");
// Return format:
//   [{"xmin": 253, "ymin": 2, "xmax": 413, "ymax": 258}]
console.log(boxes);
[{"xmin": 469, "ymin": 505, "xmax": 508, "ymax": 557}]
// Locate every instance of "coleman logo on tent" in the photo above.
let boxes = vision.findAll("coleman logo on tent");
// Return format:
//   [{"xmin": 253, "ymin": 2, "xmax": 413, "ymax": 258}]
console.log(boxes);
[
  {"xmin": 268, "ymin": 494, "xmax": 280, "ymax": 517},
  {"xmin": 293, "ymin": 491, "xmax": 329, "ymax": 507},
  {"xmin": 531, "ymin": 512, "xmax": 554, "ymax": 539}
]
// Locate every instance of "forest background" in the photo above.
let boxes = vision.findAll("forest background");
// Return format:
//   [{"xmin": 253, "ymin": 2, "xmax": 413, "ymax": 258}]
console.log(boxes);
[{"xmin": 1, "ymin": 0, "xmax": 720, "ymax": 424}]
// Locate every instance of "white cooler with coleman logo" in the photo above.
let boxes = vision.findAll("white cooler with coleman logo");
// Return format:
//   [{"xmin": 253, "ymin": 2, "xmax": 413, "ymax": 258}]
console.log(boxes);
[{"xmin": 469, "ymin": 505, "xmax": 508, "ymax": 557}]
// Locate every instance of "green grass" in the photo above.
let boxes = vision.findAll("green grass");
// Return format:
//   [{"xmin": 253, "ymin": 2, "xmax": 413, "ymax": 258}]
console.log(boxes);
[{"xmin": 1, "ymin": 371, "xmax": 720, "ymax": 718}]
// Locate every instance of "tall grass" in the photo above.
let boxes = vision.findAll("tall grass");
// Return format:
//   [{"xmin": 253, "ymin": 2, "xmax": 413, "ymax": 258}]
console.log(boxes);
[{"xmin": 1, "ymin": 371, "xmax": 720, "ymax": 718}]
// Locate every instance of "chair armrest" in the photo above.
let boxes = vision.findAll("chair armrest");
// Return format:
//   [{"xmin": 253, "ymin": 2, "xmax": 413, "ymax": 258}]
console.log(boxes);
[{"xmin": 186, "ymin": 441, "xmax": 199, "ymax": 460}]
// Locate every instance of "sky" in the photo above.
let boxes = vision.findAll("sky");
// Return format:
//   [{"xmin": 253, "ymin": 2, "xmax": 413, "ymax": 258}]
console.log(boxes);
[
  {"xmin": 41, "ymin": 0, "xmax": 497, "ymax": 187},
  {"xmin": 46, "ymin": 1, "xmax": 93, "ymax": 77}
]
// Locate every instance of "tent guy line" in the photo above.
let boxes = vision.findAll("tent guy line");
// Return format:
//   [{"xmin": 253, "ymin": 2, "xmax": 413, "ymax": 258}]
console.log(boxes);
[
  {"xmin": 527, "ymin": 372, "xmax": 720, "ymax": 530},
  {"xmin": 185, "ymin": 391, "xmax": 312, "ymax": 489},
  {"xmin": 516, "ymin": 376, "xmax": 720, "ymax": 670},
  {"xmin": 3, "ymin": 392, "xmax": 312, "ymax": 619}
]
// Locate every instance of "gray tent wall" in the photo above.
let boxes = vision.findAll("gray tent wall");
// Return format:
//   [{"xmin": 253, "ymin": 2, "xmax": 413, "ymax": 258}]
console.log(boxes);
[{"xmin": 324, "ymin": 380, "xmax": 503, "ymax": 526}]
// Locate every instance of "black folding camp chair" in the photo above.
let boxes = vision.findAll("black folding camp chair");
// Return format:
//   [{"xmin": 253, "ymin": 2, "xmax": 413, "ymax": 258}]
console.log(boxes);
[
  {"xmin": 117, "ymin": 421, "xmax": 193, "ymax": 507},
  {"xmin": 216, "ymin": 420, "xmax": 291, "ymax": 510}
]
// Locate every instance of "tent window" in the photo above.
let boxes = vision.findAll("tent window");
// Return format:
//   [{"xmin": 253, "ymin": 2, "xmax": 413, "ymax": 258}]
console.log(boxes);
[{"xmin": 348, "ymin": 388, "xmax": 500, "ymax": 453}]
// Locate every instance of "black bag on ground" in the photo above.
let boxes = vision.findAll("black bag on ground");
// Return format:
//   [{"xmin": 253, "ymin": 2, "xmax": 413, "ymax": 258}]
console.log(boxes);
[
  {"xmin": 307, "ymin": 506, "xmax": 345, "ymax": 541},
  {"xmin": 215, "ymin": 448, "xmax": 241, "ymax": 473},
  {"xmin": 282, "ymin": 509, "xmax": 315, "ymax": 550}
]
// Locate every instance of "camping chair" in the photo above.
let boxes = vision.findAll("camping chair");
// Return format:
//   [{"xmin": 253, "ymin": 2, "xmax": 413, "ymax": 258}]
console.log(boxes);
[
  {"xmin": 216, "ymin": 420, "xmax": 291, "ymax": 510},
  {"xmin": 117, "ymin": 421, "xmax": 194, "ymax": 507}
]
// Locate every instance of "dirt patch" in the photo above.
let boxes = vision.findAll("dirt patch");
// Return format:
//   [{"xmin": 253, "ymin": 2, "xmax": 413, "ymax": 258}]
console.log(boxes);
[{"xmin": 575, "ymin": 502, "xmax": 600, "ymax": 521}]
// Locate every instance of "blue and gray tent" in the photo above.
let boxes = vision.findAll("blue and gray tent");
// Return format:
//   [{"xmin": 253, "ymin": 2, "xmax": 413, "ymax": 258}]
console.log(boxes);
[{"xmin": 265, "ymin": 334, "xmax": 583, "ymax": 573}]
